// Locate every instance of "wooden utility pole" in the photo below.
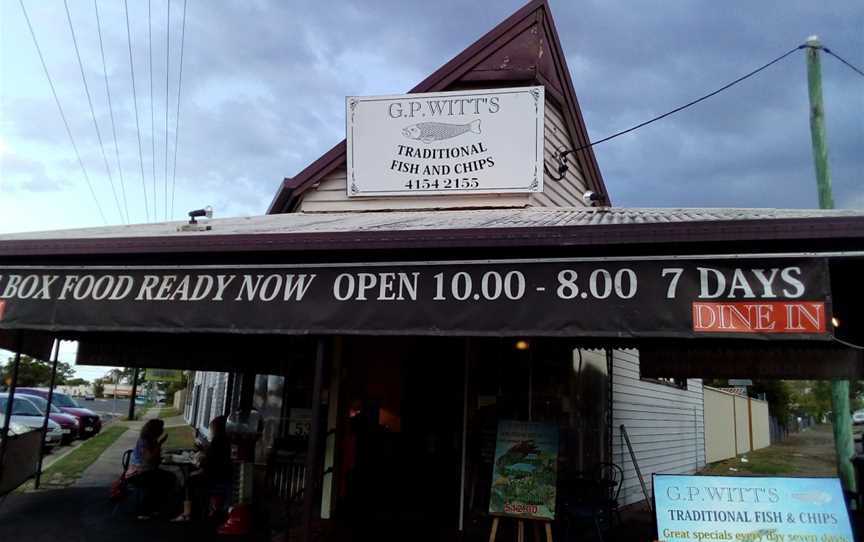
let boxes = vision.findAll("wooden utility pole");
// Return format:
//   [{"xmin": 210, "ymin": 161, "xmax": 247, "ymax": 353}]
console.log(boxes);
[{"xmin": 805, "ymin": 35, "xmax": 854, "ymax": 493}]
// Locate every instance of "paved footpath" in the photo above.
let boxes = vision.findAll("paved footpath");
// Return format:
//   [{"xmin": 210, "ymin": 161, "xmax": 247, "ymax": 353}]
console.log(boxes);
[
  {"xmin": 1, "ymin": 408, "xmax": 203, "ymax": 542},
  {"xmin": 75, "ymin": 408, "xmax": 158, "ymax": 488}
]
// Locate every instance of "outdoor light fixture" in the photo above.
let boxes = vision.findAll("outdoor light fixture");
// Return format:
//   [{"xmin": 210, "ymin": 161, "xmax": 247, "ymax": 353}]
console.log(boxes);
[
  {"xmin": 543, "ymin": 147, "xmax": 606, "ymax": 206},
  {"xmin": 177, "ymin": 206, "xmax": 213, "ymax": 232},
  {"xmin": 832, "ymin": 316, "xmax": 840, "ymax": 328},
  {"xmin": 515, "ymin": 340, "xmax": 530, "ymax": 351}
]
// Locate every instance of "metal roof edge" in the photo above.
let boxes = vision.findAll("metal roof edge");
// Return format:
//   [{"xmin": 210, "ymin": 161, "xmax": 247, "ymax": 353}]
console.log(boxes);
[{"xmin": 1, "ymin": 214, "xmax": 862, "ymax": 259}]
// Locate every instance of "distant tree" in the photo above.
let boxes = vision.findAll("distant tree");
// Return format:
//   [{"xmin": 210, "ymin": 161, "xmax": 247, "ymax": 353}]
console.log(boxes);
[
  {"xmin": 65, "ymin": 377, "xmax": 91, "ymax": 387},
  {"xmin": 1, "ymin": 355, "xmax": 75, "ymax": 388},
  {"xmin": 120, "ymin": 367, "xmax": 146, "ymax": 386},
  {"xmin": 789, "ymin": 380, "xmax": 834, "ymax": 421},
  {"xmin": 165, "ymin": 372, "xmax": 188, "ymax": 401},
  {"xmin": 93, "ymin": 380, "xmax": 105, "ymax": 398},
  {"xmin": 748, "ymin": 380, "xmax": 792, "ymax": 428}
]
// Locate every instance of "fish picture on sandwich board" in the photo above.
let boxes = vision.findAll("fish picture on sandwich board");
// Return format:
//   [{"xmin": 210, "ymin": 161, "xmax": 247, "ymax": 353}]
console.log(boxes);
[{"xmin": 488, "ymin": 420, "xmax": 559, "ymax": 520}]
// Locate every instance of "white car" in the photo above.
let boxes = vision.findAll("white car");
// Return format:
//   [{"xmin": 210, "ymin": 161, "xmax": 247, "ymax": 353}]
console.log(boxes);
[
  {"xmin": 0, "ymin": 394, "xmax": 63, "ymax": 449},
  {"xmin": 852, "ymin": 410, "xmax": 864, "ymax": 425}
]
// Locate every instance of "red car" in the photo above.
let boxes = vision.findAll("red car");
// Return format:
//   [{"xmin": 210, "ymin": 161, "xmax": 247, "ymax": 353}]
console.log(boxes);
[
  {"xmin": 17, "ymin": 388, "xmax": 102, "ymax": 439},
  {"xmin": 17, "ymin": 393, "xmax": 80, "ymax": 444}
]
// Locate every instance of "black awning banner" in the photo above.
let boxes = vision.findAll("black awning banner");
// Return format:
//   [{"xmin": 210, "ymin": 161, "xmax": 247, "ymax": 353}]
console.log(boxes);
[{"xmin": 0, "ymin": 258, "xmax": 832, "ymax": 339}]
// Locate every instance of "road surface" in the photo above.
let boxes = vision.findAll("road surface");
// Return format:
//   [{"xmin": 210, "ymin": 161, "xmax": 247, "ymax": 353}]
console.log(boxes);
[{"xmin": 75, "ymin": 397, "xmax": 139, "ymax": 425}]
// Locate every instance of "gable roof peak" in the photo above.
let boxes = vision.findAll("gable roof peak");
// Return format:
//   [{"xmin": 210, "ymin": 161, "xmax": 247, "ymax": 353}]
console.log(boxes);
[{"xmin": 268, "ymin": 0, "xmax": 608, "ymax": 213}]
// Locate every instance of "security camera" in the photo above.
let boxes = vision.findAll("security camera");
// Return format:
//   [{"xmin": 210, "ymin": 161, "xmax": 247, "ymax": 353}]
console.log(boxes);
[
  {"xmin": 178, "ymin": 206, "xmax": 214, "ymax": 232},
  {"xmin": 187, "ymin": 206, "xmax": 213, "ymax": 224},
  {"xmin": 582, "ymin": 191, "xmax": 601, "ymax": 206}
]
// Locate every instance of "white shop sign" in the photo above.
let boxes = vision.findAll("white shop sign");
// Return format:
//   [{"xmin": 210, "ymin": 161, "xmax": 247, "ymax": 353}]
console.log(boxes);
[{"xmin": 346, "ymin": 86, "xmax": 544, "ymax": 197}]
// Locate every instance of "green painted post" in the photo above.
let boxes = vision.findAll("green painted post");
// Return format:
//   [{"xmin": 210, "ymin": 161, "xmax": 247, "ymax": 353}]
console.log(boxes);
[
  {"xmin": 805, "ymin": 35, "xmax": 854, "ymax": 494},
  {"xmin": 806, "ymin": 36, "xmax": 834, "ymax": 209}
]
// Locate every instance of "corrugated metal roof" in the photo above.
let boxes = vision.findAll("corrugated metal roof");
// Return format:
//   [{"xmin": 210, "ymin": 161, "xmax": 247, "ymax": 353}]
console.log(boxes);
[{"xmin": 1, "ymin": 207, "xmax": 862, "ymax": 241}]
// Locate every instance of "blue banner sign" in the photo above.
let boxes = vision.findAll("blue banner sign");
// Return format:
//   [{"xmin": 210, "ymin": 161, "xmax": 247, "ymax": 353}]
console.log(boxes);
[{"xmin": 654, "ymin": 475, "xmax": 853, "ymax": 542}]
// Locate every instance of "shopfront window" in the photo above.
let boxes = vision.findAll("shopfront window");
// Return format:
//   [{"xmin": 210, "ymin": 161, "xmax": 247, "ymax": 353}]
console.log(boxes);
[{"xmin": 463, "ymin": 340, "xmax": 610, "ymax": 524}]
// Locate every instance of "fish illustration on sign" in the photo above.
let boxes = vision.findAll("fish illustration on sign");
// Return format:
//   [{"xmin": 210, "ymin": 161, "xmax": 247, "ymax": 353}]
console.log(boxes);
[
  {"xmin": 402, "ymin": 120, "xmax": 481, "ymax": 143},
  {"xmin": 791, "ymin": 490, "xmax": 832, "ymax": 505}
]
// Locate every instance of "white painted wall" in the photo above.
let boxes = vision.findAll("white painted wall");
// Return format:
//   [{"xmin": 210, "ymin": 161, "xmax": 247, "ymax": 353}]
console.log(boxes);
[
  {"xmin": 184, "ymin": 371, "xmax": 229, "ymax": 439},
  {"xmin": 611, "ymin": 349, "xmax": 706, "ymax": 507}
]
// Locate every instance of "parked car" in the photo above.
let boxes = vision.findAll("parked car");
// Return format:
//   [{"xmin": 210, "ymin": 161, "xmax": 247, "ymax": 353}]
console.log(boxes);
[
  {"xmin": 83, "ymin": 394, "xmax": 96, "ymax": 401},
  {"xmin": 17, "ymin": 393, "xmax": 79, "ymax": 444},
  {"xmin": 0, "ymin": 394, "xmax": 63, "ymax": 449},
  {"xmin": 16, "ymin": 388, "xmax": 102, "ymax": 438},
  {"xmin": 0, "ymin": 415, "xmax": 36, "ymax": 437},
  {"xmin": 852, "ymin": 410, "xmax": 864, "ymax": 425}
]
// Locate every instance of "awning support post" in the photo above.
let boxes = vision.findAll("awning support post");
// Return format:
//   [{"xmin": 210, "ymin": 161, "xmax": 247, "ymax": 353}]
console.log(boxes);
[
  {"xmin": 0, "ymin": 333, "xmax": 23, "ymax": 474},
  {"xmin": 128, "ymin": 367, "xmax": 140, "ymax": 420},
  {"xmin": 223, "ymin": 372, "xmax": 235, "ymax": 417},
  {"xmin": 458, "ymin": 339, "xmax": 471, "ymax": 532},
  {"xmin": 34, "ymin": 338, "xmax": 61, "ymax": 489},
  {"xmin": 303, "ymin": 337, "xmax": 326, "ymax": 542}
]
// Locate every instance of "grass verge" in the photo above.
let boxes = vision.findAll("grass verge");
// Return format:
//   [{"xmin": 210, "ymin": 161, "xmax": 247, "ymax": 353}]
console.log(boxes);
[
  {"xmin": 37, "ymin": 425, "xmax": 129, "ymax": 487},
  {"xmin": 699, "ymin": 424, "xmax": 837, "ymax": 477},
  {"xmin": 157, "ymin": 407, "xmax": 181, "ymax": 419},
  {"xmin": 162, "ymin": 425, "xmax": 196, "ymax": 451}
]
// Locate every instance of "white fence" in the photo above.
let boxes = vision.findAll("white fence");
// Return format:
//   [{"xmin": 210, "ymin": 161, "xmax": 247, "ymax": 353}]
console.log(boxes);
[{"xmin": 704, "ymin": 386, "xmax": 770, "ymax": 463}]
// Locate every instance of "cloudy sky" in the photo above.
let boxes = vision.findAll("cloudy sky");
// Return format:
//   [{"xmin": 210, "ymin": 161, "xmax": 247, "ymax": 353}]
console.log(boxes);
[{"xmin": 1, "ymin": 0, "xmax": 862, "ymax": 379}]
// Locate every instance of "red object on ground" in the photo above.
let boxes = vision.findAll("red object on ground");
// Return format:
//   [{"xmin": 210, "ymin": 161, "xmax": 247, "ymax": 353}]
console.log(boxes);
[{"xmin": 217, "ymin": 504, "xmax": 251, "ymax": 535}]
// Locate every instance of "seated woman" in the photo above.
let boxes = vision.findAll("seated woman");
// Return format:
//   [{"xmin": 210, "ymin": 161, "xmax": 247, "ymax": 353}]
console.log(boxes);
[
  {"xmin": 128, "ymin": 418, "xmax": 177, "ymax": 519},
  {"xmin": 174, "ymin": 415, "xmax": 233, "ymax": 521}
]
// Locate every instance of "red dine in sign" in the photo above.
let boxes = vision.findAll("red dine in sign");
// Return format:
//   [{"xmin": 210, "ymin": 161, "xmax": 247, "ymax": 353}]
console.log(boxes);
[
  {"xmin": 692, "ymin": 301, "xmax": 826, "ymax": 334},
  {"xmin": 689, "ymin": 266, "xmax": 826, "ymax": 334}
]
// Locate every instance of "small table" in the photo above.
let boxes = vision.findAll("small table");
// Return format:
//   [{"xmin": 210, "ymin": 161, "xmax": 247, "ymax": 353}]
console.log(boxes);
[{"xmin": 162, "ymin": 449, "xmax": 198, "ymax": 515}]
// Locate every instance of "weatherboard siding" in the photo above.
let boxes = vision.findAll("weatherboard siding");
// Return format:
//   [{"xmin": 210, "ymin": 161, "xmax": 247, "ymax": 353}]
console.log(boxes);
[
  {"xmin": 297, "ymin": 98, "xmax": 587, "ymax": 212},
  {"xmin": 185, "ymin": 371, "xmax": 229, "ymax": 438},
  {"xmin": 612, "ymin": 349, "xmax": 706, "ymax": 507},
  {"xmin": 529, "ymin": 99, "xmax": 589, "ymax": 208}
]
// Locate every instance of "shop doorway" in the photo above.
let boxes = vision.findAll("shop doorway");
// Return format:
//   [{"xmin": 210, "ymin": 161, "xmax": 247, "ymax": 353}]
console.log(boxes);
[{"xmin": 336, "ymin": 337, "xmax": 464, "ymax": 537}]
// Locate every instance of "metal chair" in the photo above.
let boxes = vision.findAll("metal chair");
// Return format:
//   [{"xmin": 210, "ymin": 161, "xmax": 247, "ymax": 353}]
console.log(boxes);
[
  {"xmin": 111, "ymin": 449, "xmax": 142, "ymax": 515},
  {"xmin": 592, "ymin": 462, "xmax": 623, "ymax": 528},
  {"xmin": 561, "ymin": 475, "xmax": 606, "ymax": 541}
]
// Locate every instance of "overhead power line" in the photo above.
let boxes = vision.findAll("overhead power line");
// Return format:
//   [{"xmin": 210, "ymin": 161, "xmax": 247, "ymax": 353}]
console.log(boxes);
[
  {"xmin": 19, "ymin": 0, "xmax": 106, "ymax": 224},
  {"xmin": 63, "ymin": 0, "xmax": 126, "ymax": 224},
  {"xmin": 582, "ymin": 46, "xmax": 804, "ymax": 153},
  {"xmin": 94, "ymin": 0, "xmax": 129, "ymax": 223},
  {"xmin": 165, "ymin": 0, "xmax": 171, "ymax": 221},
  {"xmin": 149, "ymin": 0, "xmax": 157, "ymax": 222},
  {"xmin": 124, "ymin": 0, "xmax": 150, "ymax": 222},
  {"xmin": 546, "ymin": 45, "xmax": 806, "ymax": 182},
  {"xmin": 170, "ymin": 0, "xmax": 188, "ymax": 219},
  {"xmin": 822, "ymin": 47, "xmax": 864, "ymax": 78}
]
